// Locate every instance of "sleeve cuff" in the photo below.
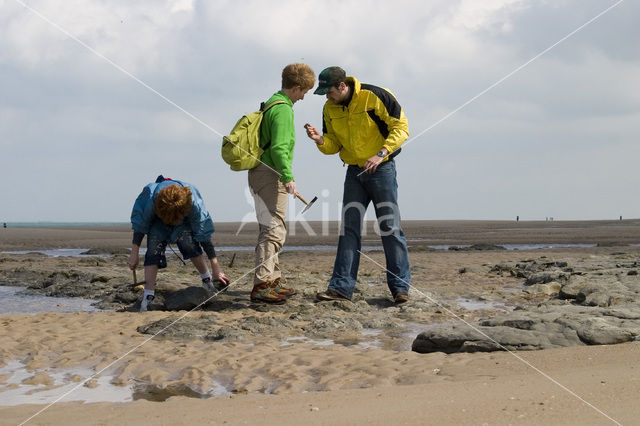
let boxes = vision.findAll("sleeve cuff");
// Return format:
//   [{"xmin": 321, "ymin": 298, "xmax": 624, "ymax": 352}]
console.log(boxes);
[
  {"xmin": 132, "ymin": 232, "xmax": 145, "ymax": 246},
  {"xmin": 200, "ymin": 241, "xmax": 217, "ymax": 259}
]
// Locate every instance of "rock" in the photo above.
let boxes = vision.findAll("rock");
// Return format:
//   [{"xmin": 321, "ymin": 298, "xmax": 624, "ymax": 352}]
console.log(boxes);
[
  {"xmin": 138, "ymin": 315, "xmax": 219, "ymax": 339},
  {"xmin": 412, "ymin": 302, "xmax": 640, "ymax": 354},
  {"xmin": 575, "ymin": 281, "xmax": 634, "ymax": 307},
  {"xmin": 411, "ymin": 324, "xmax": 573, "ymax": 353},
  {"xmin": 576, "ymin": 318, "xmax": 636, "ymax": 345},
  {"xmin": 164, "ymin": 286, "xmax": 211, "ymax": 311},
  {"xmin": 525, "ymin": 271, "xmax": 568, "ymax": 286},
  {"xmin": 523, "ymin": 281, "xmax": 561, "ymax": 296},
  {"xmin": 458, "ymin": 265, "xmax": 486, "ymax": 274},
  {"xmin": 415, "ymin": 252, "xmax": 640, "ymax": 354},
  {"xmin": 559, "ymin": 276, "xmax": 589, "ymax": 299}
]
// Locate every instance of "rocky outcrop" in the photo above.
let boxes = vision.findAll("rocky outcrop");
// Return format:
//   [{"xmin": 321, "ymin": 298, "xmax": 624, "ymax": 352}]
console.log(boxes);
[{"xmin": 413, "ymin": 254, "xmax": 640, "ymax": 353}]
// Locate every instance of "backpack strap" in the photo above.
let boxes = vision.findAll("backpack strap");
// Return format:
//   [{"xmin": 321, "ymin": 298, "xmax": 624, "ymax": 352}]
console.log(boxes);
[
  {"xmin": 260, "ymin": 99, "xmax": 287, "ymax": 112},
  {"xmin": 259, "ymin": 100, "xmax": 288, "ymax": 150}
]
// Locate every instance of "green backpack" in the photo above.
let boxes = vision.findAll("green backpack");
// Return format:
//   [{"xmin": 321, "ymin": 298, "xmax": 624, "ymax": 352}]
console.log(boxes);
[{"xmin": 221, "ymin": 100, "xmax": 286, "ymax": 171}]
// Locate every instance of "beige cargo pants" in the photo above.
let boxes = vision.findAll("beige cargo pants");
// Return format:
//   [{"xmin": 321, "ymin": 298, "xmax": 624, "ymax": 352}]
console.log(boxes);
[{"xmin": 248, "ymin": 163, "xmax": 289, "ymax": 285}]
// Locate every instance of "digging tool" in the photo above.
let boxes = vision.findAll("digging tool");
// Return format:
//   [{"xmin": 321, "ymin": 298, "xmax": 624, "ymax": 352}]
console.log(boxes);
[
  {"xmin": 296, "ymin": 193, "xmax": 318, "ymax": 214},
  {"xmin": 129, "ymin": 269, "xmax": 145, "ymax": 288}
]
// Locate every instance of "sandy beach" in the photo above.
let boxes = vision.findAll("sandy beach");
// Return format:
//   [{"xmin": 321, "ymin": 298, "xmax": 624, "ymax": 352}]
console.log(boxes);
[{"xmin": 0, "ymin": 220, "xmax": 639, "ymax": 425}]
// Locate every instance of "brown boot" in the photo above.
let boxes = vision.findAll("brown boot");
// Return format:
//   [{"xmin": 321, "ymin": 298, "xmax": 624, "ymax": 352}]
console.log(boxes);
[
  {"xmin": 250, "ymin": 282, "xmax": 287, "ymax": 304},
  {"xmin": 270, "ymin": 278, "xmax": 296, "ymax": 298}
]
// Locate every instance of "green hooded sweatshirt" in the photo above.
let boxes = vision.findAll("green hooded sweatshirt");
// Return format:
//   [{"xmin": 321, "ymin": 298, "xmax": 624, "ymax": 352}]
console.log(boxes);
[{"xmin": 259, "ymin": 91, "xmax": 295, "ymax": 183}]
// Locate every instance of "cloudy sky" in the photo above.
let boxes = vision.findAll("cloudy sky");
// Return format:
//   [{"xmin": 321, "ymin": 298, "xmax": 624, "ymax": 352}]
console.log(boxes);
[{"xmin": 1, "ymin": 0, "xmax": 638, "ymax": 223}]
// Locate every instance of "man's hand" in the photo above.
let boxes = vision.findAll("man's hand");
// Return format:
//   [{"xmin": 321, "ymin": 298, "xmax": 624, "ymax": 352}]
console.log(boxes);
[
  {"xmin": 284, "ymin": 180, "xmax": 298, "ymax": 196},
  {"xmin": 304, "ymin": 123, "xmax": 324, "ymax": 145},
  {"xmin": 128, "ymin": 245, "xmax": 140, "ymax": 270},
  {"xmin": 363, "ymin": 152, "xmax": 386, "ymax": 174}
]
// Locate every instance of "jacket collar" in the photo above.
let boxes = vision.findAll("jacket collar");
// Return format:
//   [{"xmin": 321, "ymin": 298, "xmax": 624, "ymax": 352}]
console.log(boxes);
[{"xmin": 347, "ymin": 76, "xmax": 360, "ymax": 95}]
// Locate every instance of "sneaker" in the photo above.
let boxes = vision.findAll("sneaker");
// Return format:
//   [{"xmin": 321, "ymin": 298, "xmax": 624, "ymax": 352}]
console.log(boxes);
[
  {"xmin": 270, "ymin": 278, "xmax": 295, "ymax": 298},
  {"xmin": 393, "ymin": 291, "xmax": 409, "ymax": 304},
  {"xmin": 140, "ymin": 294, "xmax": 155, "ymax": 312},
  {"xmin": 316, "ymin": 289, "xmax": 349, "ymax": 302},
  {"xmin": 250, "ymin": 282, "xmax": 287, "ymax": 304},
  {"xmin": 202, "ymin": 277, "xmax": 215, "ymax": 293},
  {"xmin": 203, "ymin": 277, "xmax": 230, "ymax": 293}
]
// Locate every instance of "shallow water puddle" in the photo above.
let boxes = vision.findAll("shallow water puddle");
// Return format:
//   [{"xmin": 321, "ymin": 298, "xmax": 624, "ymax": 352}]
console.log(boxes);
[
  {"xmin": 0, "ymin": 286, "xmax": 105, "ymax": 315},
  {"xmin": 280, "ymin": 336, "xmax": 335, "ymax": 347},
  {"xmin": 1, "ymin": 249, "xmax": 110, "ymax": 257},
  {"xmin": 0, "ymin": 361, "xmax": 132, "ymax": 406},
  {"xmin": 455, "ymin": 297, "xmax": 512, "ymax": 312},
  {"xmin": 0, "ymin": 361, "xmax": 232, "ymax": 406},
  {"xmin": 1, "ymin": 243, "xmax": 598, "ymax": 259}
]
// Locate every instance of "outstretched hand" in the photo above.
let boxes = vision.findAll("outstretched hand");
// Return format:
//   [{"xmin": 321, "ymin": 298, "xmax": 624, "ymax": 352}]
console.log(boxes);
[
  {"xmin": 215, "ymin": 270, "xmax": 230, "ymax": 285},
  {"xmin": 210, "ymin": 258, "xmax": 230, "ymax": 285},
  {"xmin": 304, "ymin": 123, "xmax": 323, "ymax": 145}
]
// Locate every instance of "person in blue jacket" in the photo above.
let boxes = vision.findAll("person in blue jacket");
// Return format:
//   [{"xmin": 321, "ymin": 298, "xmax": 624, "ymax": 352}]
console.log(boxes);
[{"xmin": 128, "ymin": 176, "xmax": 230, "ymax": 311}]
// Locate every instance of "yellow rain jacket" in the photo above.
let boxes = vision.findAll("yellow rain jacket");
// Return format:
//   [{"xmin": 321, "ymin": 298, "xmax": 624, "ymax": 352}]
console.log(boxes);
[{"xmin": 317, "ymin": 76, "xmax": 409, "ymax": 166}]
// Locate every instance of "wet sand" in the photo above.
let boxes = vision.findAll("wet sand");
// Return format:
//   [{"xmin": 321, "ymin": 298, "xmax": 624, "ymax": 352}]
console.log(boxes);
[{"xmin": 0, "ymin": 220, "xmax": 639, "ymax": 425}]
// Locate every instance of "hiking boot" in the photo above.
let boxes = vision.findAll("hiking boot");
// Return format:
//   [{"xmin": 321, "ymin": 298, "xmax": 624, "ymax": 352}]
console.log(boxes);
[
  {"xmin": 250, "ymin": 282, "xmax": 287, "ymax": 304},
  {"xmin": 140, "ymin": 294, "xmax": 155, "ymax": 312},
  {"xmin": 316, "ymin": 289, "xmax": 349, "ymax": 302},
  {"xmin": 393, "ymin": 291, "xmax": 409, "ymax": 304},
  {"xmin": 271, "ymin": 278, "xmax": 295, "ymax": 298}
]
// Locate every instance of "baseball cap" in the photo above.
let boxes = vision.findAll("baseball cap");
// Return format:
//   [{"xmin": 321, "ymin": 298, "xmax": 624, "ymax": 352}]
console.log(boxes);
[{"xmin": 313, "ymin": 66, "xmax": 346, "ymax": 95}]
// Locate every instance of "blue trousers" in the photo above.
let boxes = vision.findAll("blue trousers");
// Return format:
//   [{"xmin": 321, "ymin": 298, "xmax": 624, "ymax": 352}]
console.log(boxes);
[{"xmin": 328, "ymin": 160, "xmax": 411, "ymax": 299}]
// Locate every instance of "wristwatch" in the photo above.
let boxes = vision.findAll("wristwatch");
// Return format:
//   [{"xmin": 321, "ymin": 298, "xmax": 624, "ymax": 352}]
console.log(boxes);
[{"xmin": 376, "ymin": 150, "xmax": 386, "ymax": 158}]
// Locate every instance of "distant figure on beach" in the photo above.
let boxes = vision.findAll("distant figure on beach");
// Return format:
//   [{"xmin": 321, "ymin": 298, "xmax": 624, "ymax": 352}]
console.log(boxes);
[
  {"xmin": 305, "ymin": 66, "xmax": 411, "ymax": 304},
  {"xmin": 247, "ymin": 63, "xmax": 315, "ymax": 304},
  {"xmin": 128, "ymin": 175, "xmax": 230, "ymax": 312},
  {"xmin": 2, "ymin": 222, "xmax": 6, "ymax": 228}
]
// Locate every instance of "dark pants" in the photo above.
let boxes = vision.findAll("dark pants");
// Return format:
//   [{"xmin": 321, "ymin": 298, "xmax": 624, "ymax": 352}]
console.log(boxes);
[{"xmin": 144, "ymin": 230, "xmax": 203, "ymax": 269}]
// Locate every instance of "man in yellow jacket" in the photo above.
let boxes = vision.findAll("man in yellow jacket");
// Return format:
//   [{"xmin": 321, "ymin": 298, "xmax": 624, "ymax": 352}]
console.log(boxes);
[{"xmin": 305, "ymin": 66, "xmax": 411, "ymax": 304}]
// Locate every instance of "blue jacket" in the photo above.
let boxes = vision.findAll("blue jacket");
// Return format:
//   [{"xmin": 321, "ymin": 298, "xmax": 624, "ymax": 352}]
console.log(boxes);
[{"xmin": 130, "ymin": 178, "xmax": 214, "ymax": 243}]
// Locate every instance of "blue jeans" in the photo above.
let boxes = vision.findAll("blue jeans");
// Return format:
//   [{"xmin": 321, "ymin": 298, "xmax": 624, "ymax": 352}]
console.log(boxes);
[{"xmin": 329, "ymin": 160, "xmax": 411, "ymax": 299}]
